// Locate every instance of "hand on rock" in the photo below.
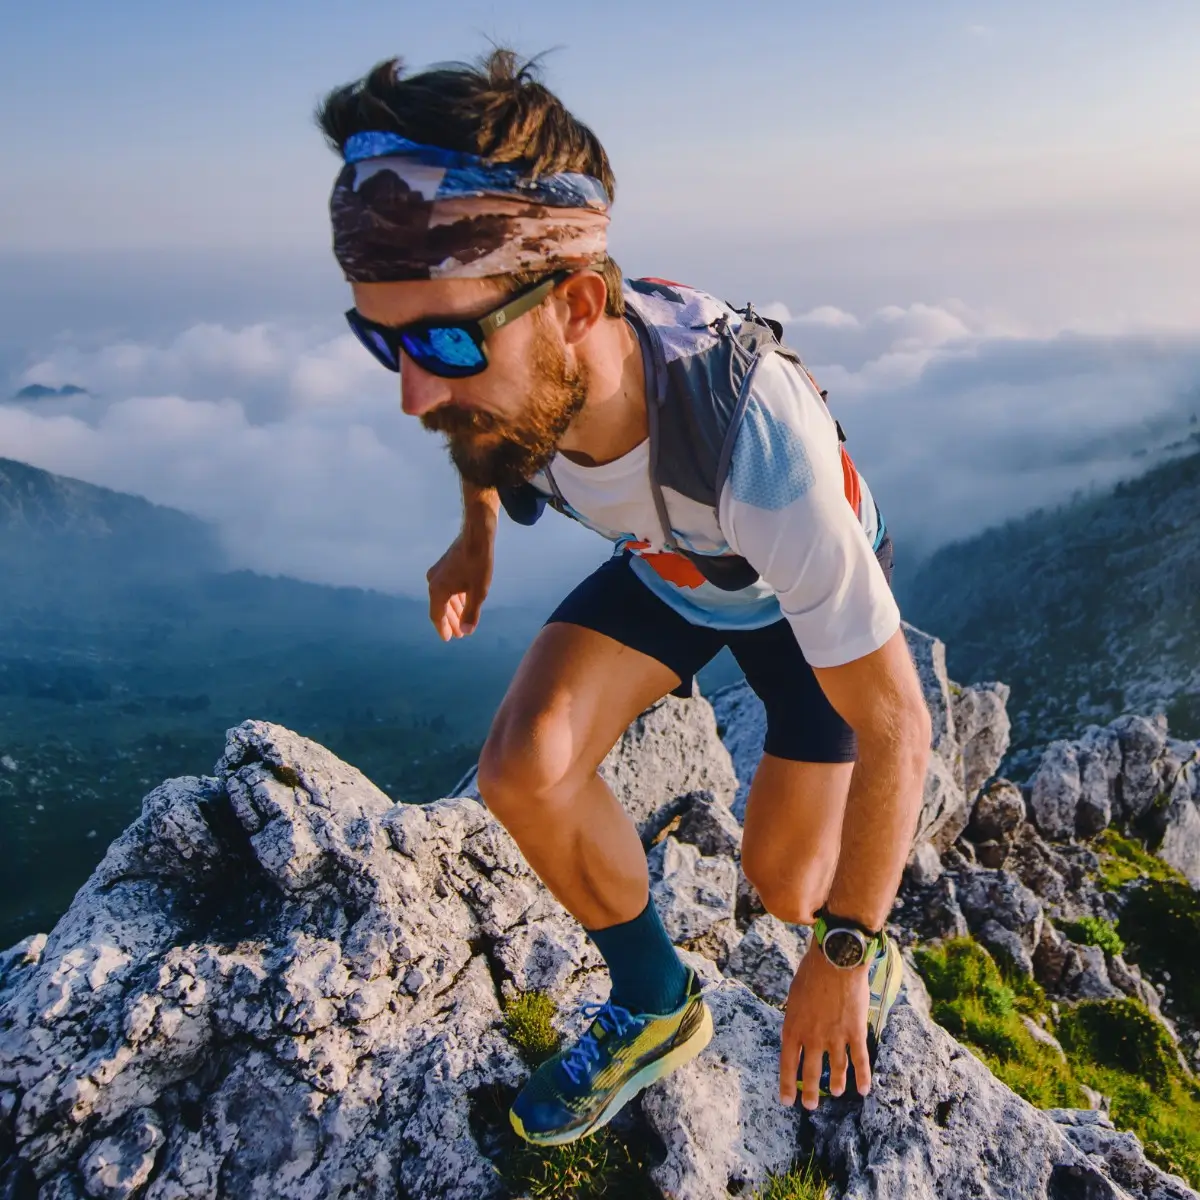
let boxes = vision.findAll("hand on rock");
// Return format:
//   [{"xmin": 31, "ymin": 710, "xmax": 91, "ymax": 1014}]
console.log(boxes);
[{"xmin": 778, "ymin": 945, "xmax": 872, "ymax": 1111}]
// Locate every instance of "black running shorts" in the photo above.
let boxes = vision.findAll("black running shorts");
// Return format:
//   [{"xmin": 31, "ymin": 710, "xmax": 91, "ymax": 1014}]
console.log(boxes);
[{"xmin": 546, "ymin": 534, "xmax": 895, "ymax": 764}]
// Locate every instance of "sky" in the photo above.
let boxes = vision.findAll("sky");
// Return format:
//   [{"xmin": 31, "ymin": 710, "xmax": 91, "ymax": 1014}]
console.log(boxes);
[{"xmin": 1, "ymin": 2, "xmax": 1199, "ymax": 610}]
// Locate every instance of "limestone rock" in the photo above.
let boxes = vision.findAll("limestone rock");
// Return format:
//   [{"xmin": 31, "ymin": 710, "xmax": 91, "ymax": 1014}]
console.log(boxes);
[
  {"xmin": 673, "ymin": 789, "xmax": 743, "ymax": 859},
  {"xmin": 648, "ymin": 837, "xmax": 738, "ymax": 966},
  {"xmin": 1111, "ymin": 714, "xmax": 1170, "ymax": 823},
  {"xmin": 708, "ymin": 681, "xmax": 765, "ymax": 822},
  {"xmin": 969, "ymin": 779, "xmax": 1027, "ymax": 844},
  {"xmin": 907, "ymin": 841, "xmax": 945, "ymax": 887},
  {"xmin": 1155, "ymin": 750, "xmax": 1200, "ymax": 887},
  {"xmin": 1030, "ymin": 740, "xmax": 1083, "ymax": 841},
  {"xmin": 725, "ymin": 915, "xmax": 808, "ymax": 1006},
  {"xmin": 954, "ymin": 868, "xmax": 1045, "ymax": 954},
  {"xmin": 953, "ymin": 680, "xmax": 1012, "ymax": 798}
]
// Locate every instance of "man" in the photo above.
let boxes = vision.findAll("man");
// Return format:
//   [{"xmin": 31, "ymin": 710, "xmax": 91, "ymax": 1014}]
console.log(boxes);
[{"xmin": 317, "ymin": 49, "xmax": 932, "ymax": 1147}]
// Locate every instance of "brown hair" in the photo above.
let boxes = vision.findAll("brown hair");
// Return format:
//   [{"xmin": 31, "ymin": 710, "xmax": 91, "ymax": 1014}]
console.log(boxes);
[{"xmin": 316, "ymin": 48, "xmax": 624, "ymax": 317}]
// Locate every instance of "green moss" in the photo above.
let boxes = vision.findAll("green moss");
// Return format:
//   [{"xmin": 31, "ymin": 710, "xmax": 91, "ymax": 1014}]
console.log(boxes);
[
  {"xmin": 1057, "ymin": 915, "xmax": 1125, "ymax": 957},
  {"xmin": 1057, "ymin": 998, "xmax": 1200, "ymax": 1185},
  {"xmin": 1118, "ymin": 879, "xmax": 1200, "ymax": 1023},
  {"xmin": 752, "ymin": 1156, "xmax": 829, "ymax": 1200},
  {"xmin": 504, "ymin": 991, "xmax": 561, "ymax": 1067},
  {"xmin": 915, "ymin": 939, "xmax": 1082, "ymax": 1108},
  {"xmin": 1093, "ymin": 828, "xmax": 1186, "ymax": 892}
]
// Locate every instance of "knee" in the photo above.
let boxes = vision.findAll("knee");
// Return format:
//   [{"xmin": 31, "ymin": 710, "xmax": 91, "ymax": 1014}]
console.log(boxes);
[
  {"xmin": 741, "ymin": 845, "xmax": 834, "ymax": 928},
  {"xmin": 476, "ymin": 705, "xmax": 579, "ymax": 827}
]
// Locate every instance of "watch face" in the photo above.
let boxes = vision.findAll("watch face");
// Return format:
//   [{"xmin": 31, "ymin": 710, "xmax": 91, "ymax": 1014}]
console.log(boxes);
[{"xmin": 823, "ymin": 928, "xmax": 867, "ymax": 969}]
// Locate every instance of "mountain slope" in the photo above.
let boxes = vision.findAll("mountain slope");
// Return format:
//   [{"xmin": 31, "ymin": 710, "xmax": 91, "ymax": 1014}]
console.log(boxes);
[{"xmin": 898, "ymin": 442, "xmax": 1200, "ymax": 761}]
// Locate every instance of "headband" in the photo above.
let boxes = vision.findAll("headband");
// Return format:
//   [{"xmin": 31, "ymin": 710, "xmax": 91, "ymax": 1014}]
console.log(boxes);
[{"xmin": 330, "ymin": 131, "xmax": 611, "ymax": 282}]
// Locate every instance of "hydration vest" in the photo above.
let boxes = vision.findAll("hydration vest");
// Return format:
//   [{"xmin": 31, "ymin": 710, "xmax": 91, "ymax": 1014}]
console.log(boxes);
[{"xmin": 497, "ymin": 277, "xmax": 865, "ymax": 592}]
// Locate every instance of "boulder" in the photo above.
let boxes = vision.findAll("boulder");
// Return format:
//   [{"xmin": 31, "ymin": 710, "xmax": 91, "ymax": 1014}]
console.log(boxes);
[
  {"xmin": 953, "ymin": 680, "xmax": 1012, "ymax": 798},
  {"xmin": 969, "ymin": 779, "xmax": 1027, "ymax": 844}
]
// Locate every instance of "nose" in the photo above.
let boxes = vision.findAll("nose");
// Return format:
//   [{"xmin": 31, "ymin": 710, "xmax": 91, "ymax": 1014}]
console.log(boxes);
[{"xmin": 398, "ymin": 354, "xmax": 455, "ymax": 418}]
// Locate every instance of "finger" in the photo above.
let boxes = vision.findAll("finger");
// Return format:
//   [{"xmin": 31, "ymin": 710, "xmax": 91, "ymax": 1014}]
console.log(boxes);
[
  {"xmin": 778, "ymin": 1014, "xmax": 803, "ymax": 1107},
  {"xmin": 449, "ymin": 593, "xmax": 466, "ymax": 614},
  {"xmin": 461, "ymin": 591, "xmax": 484, "ymax": 633},
  {"xmin": 851, "ymin": 1035, "xmax": 873, "ymax": 1096},
  {"xmin": 827, "ymin": 1044, "xmax": 849, "ymax": 1098},
  {"xmin": 799, "ymin": 1042, "xmax": 824, "ymax": 1112}
]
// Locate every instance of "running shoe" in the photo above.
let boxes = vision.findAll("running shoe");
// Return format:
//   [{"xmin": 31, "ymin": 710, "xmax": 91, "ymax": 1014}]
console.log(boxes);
[{"xmin": 510, "ymin": 967, "xmax": 713, "ymax": 1146}]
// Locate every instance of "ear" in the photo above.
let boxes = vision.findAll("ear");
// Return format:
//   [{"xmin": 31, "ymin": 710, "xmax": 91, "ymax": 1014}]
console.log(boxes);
[{"xmin": 555, "ymin": 270, "xmax": 609, "ymax": 347}]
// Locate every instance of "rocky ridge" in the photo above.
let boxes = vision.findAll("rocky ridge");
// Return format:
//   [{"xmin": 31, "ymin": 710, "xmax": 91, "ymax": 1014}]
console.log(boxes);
[{"xmin": 1, "ymin": 622, "xmax": 1198, "ymax": 1199}]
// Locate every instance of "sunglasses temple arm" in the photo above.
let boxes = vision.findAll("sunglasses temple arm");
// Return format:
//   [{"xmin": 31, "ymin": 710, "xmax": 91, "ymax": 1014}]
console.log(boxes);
[{"xmin": 477, "ymin": 272, "xmax": 568, "ymax": 338}]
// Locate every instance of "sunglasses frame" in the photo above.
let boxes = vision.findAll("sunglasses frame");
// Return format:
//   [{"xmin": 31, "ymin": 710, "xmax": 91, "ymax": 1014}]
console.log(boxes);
[{"xmin": 345, "ymin": 269, "xmax": 573, "ymax": 378}]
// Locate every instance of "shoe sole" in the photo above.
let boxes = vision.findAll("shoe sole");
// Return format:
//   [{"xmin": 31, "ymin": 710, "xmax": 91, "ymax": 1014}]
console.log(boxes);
[{"xmin": 509, "ymin": 999, "xmax": 714, "ymax": 1147}]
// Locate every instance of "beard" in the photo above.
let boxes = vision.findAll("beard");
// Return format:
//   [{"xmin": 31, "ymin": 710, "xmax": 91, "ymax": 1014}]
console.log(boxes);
[{"xmin": 420, "ymin": 325, "xmax": 588, "ymax": 490}]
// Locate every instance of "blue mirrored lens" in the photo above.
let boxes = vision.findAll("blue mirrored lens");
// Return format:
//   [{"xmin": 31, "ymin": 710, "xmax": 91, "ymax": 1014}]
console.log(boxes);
[
  {"xmin": 347, "ymin": 318, "xmax": 399, "ymax": 370},
  {"xmin": 404, "ymin": 325, "xmax": 485, "ymax": 371}
]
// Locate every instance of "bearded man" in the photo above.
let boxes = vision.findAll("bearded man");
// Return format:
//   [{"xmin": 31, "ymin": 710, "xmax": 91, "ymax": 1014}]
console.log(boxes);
[{"xmin": 317, "ymin": 48, "xmax": 932, "ymax": 1146}]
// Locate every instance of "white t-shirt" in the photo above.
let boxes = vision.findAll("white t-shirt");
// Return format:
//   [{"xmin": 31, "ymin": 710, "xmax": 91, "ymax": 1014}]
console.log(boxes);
[{"xmin": 530, "ymin": 344, "xmax": 901, "ymax": 669}]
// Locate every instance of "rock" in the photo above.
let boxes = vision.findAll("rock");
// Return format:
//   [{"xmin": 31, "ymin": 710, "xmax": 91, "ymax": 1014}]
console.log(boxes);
[
  {"xmin": 648, "ymin": 837, "xmax": 738, "ymax": 966},
  {"xmin": 969, "ymin": 779, "xmax": 1027, "ymax": 843},
  {"xmin": 1155, "ymin": 751, "xmax": 1200, "ymax": 887},
  {"xmin": 978, "ymin": 919, "xmax": 1035, "ymax": 978},
  {"xmin": 921, "ymin": 876, "xmax": 971, "ymax": 941},
  {"xmin": 955, "ymin": 868, "xmax": 1044, "ymax": 953},
  {"xmin": 1035, "ymin": 922, "xmax": 1073, "ymax": 992},
  {"xmin": 78, "ymin": 1108, "xmax": 163, "ymax": 1200},
  {"xmin": 1021, "ymin": 1015, "xmax": 1066, "ymax": 1059},
  {"xmin": 1056, "ymin": 1116, "xmax": 1197, "ymax": 1199},
  {"xmin": 725, "ymin": 915, "xmax": 808, "ymax": 1006},
  {"xmin": 1111, "ymin": 714, "xmax": 1169, "ymax": 823},
  {"xmin": 673, "ymin": 789, "xmax": 743, "ymax": 859},
  {"xmin": 1062, "ymin": 944, "xmax": 1123, "ymax": 1001},
  {"xmin": 641, "ymin": 980, "xmax": 803, "ymax": 1199},
  {"xmin": 807, "ymin": 1003, "xmax": 1141, "ymax": 1200},
  {"xmin": 1076, "ymin": 726, "xmax": 1122, "ymax": 837},
  {"xmin": 1029, "ymin": 740, "xmax": 1083, "ymax": 841},
  {"xmin": 976, "ymin": 840, "xmax": 1011, "ymax": 870},
  {"xmin": 907, "ymin": 840, "xmax": 944, "ymax": 887},
  {"xmin": 953, "ymin": 681, "xmax": 1012, "ymax": 798}
]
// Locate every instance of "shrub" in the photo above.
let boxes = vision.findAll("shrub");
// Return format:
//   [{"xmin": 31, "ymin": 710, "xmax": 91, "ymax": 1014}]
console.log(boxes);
[
  {"xmin": 1057, "ymin": 999, "xmax": 1178, "ymax": 1088},
  {"xmin": 1057, "ymin": 915, "xmax": 1125, "ymax": 957},
  {"xmin": 1118, "ymin": 879, "xmax": 1200, "ymax": 1023}
]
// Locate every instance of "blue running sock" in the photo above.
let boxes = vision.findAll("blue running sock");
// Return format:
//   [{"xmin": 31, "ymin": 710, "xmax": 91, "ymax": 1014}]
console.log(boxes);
[{"xmin": 584, "ymin": 897, "xmax": 690, "ymax": 1016}]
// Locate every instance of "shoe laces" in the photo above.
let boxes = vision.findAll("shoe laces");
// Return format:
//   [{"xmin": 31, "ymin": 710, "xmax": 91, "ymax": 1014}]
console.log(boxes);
[{"xmin": 560, "ymin": 1000, "xmax": 647, "ymax": 1086}]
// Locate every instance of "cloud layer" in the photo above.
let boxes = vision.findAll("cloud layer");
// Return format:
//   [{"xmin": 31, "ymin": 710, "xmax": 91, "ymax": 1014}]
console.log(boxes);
[{"xmin": 4, "ymin": 300, "xmax": 1198, "ymax": 614}]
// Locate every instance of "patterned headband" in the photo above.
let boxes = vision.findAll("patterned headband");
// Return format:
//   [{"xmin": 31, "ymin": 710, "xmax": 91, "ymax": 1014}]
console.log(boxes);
[{"xmin": 330, "ymin": 132, "xmax": 612, "ymax": 283}]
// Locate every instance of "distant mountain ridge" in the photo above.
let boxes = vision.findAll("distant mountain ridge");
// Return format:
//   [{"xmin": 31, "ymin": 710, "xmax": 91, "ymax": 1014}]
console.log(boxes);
[{"xmin": 899, "ymin": 443, "xmax": 1200, "ymax": 763}]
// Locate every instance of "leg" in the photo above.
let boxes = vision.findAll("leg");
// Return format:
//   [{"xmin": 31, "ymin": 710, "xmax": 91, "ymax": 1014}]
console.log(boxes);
[
  {"xmin": 477, "ymin": 553, "xmax": 721, "ymax": 931},
  {"xmin": 477, "ymin": 619, "xmax": 679, "ymax": 929},
  {"xmin": 740, "ymin": 755, "xmax": 854, "ymax": 925}
]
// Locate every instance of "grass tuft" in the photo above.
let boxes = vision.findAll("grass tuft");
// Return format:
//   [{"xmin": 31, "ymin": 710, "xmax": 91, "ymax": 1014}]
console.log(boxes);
[
  {"xmin": 504, "ymin": 990, "xmax": 562, "ymax": 1067},
  {"xmin": 1057, "ymin": 915, "xmax": 1125, "ymax": 958},
  {"xmin": 751, "ymin": 1155, "xmax": 829, "ymax": 1199},
  {"xmin": 1092, "ymin": 828, "xmax": 1186, "ymax": 892},
  {"xmin": 1118, "ymin": 879, "xmax": 1200, "ymax": 1024}
]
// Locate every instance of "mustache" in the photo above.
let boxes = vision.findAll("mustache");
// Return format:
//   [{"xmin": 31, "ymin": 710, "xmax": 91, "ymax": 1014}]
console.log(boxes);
[{"xmin": 420, "ymin": 404, "xmax": 504, "ymax": 437}]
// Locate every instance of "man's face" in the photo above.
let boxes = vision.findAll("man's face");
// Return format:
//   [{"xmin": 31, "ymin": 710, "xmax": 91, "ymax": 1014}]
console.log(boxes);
[{"xmin": 351, "ymin": 277, "xmax": 588, "ymax": 489}]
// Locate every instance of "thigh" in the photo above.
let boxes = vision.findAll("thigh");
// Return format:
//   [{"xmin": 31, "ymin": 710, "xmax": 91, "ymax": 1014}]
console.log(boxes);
[{"xmin": 546, "ymin": 553, "xmax": 724, "ymax": 699}]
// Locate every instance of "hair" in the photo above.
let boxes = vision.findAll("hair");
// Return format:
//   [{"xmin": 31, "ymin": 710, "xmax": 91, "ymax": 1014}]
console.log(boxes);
[{"xmin": 316, "ymin": 48, "xmax": 624, "ymax": 317}]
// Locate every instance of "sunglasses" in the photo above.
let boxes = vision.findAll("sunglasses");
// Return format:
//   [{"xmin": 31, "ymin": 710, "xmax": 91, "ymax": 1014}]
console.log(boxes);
[{"xmin": 344, "ymin": 269, "xmax": 571, "ymax": 379}]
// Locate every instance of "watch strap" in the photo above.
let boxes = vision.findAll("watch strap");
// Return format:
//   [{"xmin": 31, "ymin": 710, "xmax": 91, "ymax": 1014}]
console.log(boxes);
[{"xmin": 814, "ymin": 908, "xmax": 885, "ymax": 965}]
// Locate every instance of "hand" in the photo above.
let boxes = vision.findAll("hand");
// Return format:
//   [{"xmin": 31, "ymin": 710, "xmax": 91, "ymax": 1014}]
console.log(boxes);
[
  {"xmin": 779, "ymin": 944, "xmax": 872, "ymax": 1111},
  {"xmin": 426, "ymin": 523, "xmax": 494, "ymax": 642}
]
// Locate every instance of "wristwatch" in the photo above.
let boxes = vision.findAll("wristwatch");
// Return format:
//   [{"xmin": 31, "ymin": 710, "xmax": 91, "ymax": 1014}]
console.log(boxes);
[{"xmin": 813, "ymin": 908, "xmax": 885, "ymax": 970}]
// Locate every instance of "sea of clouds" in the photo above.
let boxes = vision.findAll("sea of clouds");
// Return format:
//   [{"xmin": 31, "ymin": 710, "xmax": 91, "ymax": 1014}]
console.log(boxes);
[{"xmin": 2, "ymin": 295, "xmax": 1198, "ymax": 608}]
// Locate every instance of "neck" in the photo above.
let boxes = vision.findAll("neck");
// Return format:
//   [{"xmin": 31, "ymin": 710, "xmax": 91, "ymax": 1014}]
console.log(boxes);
[{"xmin": 556, "ymin": 313, "xmax": 647, "ymax": 467}]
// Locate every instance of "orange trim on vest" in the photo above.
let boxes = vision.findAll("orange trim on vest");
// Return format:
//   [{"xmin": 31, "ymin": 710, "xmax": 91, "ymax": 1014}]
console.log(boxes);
[
  {"xmin": 840, "ymin": 445, "xmax": 862, "ymax": 517},
  {"xmin": 625, "ymin": 541, "xmax": 708, "ymax": 589}
]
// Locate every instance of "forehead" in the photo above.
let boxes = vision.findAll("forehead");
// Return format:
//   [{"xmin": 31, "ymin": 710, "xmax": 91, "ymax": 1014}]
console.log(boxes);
[{"xmin": 351, "ymin": 277, "xmax": 507, "ymax": 326}]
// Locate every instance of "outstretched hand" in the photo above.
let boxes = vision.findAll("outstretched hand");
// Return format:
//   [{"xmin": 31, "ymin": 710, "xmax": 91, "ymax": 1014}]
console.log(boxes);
[
  {"xmin": 779, "ymin": 945, "xmax": 872, "ymax": 1111},
  {"xmin": 426, "ymin": 528, "xmax": 494, "ymax": 641}
]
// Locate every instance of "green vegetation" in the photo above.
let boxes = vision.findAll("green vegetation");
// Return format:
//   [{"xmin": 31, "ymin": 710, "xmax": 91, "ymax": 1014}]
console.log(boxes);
[
  {"xmin": 1094, "ymin": 828, "xmax": 1187, "ymax": 892},
  {"xmin": 1118, "ymin": 879, "xmax": 1200, "ymax": 1023},
  {"xmin": 915, "ymin": 937, "xmax": 1200, "ymax": 1187},
  {"xmin": 1057, "ymin": 915, "xmax": 1125, "ymax": 957},
  {"xmin": 504, "ymin": 991, "xmax": 562, "ymax": 1066},
  {"xmin": 751, "ymin": 1156, "xmax": 829, "ymax": 1199},
  {"xmin": 915, "ymin": 939, "xmax": 1081, "ymax": 1109}
]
